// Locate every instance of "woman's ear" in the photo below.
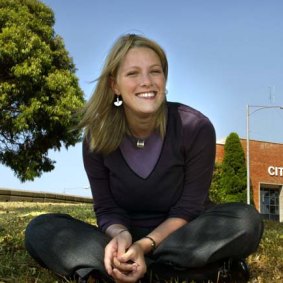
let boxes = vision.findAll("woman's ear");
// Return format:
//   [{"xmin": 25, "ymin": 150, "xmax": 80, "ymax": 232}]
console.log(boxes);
[{"xmin": 109, "ymin": 76, "xmax": 119, "ymax": 94}]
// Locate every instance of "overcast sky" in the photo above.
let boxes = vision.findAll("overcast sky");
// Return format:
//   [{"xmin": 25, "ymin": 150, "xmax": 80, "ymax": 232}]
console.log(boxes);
[{"xmin": 1, "ymin": 0, "xmax": 283, "ymax": 197}]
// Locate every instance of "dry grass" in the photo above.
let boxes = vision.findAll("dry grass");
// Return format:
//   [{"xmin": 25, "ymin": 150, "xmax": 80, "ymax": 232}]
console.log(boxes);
[{"xmin": 0, "ymin": 202, "xmax": 282, "ymax": 282}]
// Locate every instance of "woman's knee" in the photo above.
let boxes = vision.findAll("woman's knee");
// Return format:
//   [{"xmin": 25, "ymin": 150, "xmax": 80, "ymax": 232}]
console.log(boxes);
[
  {"xmin": 25, "ymin": 213, "xmax": 72, "ymax": 243},
  {"xmin": 233, "ymin": 203, "xmax": 263, "ymax": 233},
  {"xmin": 27, "ymin": 212, "xmax": 68, "ymax": 226},
  {"xmin": 207, "ymin": 203, "xmax": 264, "ymax": 243},
  {"xmin": 28, "ymin": 213, "xmax": 72, "ymax": 226},
  {"xmin": 221, "ymin": 203, "xmax": 264, "ymax": 249},
  {"xmin": 24, "ymin": 213, "xmax": 69, "ymax": 264}
]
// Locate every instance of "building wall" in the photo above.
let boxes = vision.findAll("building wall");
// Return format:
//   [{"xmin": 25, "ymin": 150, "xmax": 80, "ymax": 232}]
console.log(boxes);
[{"xmin": 216, "ymin": 139, "xmax": 283, "ymax": 214}]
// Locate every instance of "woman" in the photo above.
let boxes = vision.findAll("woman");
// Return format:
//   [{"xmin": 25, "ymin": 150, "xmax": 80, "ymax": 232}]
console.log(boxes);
[{"xmin": 25, "ymin": 34, "xmax": 263, "ymax": 283}]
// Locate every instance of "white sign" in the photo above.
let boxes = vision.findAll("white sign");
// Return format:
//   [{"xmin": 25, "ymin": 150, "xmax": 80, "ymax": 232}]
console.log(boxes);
[{"xmin": 268, "ymin": 166, "xmax": 283, "ymax": 177}]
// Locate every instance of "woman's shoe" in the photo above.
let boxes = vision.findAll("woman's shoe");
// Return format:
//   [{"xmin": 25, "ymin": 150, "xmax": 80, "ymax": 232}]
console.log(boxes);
[
  {"xmin": 216, "ymin": 258, "xmax": 250, "ymax": 283},
  {"xmin": 230, "ymin": 258, "xmax": 250, "ymax": 282}
]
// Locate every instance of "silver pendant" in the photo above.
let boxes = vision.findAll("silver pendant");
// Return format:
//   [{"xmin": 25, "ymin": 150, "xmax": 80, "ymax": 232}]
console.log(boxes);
[{"xmin": 136, "ymin": 139, "xmax": 145, "ymax": 148}]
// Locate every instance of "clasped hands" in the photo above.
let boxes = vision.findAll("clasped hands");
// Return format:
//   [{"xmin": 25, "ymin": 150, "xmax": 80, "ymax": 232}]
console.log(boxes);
[{"xmin": 104, "ymin": 231, "xmax": 147, "ymax": 283}]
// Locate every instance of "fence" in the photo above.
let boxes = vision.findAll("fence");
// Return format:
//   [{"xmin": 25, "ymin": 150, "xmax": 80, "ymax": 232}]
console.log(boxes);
[{"xmin": 0, "ymin": 188, "xmax": 92, "ymax": 204}]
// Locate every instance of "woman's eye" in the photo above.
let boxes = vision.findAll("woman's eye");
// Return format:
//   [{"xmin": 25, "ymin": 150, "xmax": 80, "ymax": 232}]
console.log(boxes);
[
  {"xmin": 127, "ymin": 71, "xmax": 138, "ymax": 76},
  {"xmin": 151, "ymin": 69, "xmax": 162, "ymax": 74}
]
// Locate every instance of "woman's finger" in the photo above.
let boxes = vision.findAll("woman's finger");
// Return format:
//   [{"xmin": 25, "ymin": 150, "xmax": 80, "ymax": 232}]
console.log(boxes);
[
  {"xmin": 104, "ymin": 241, "xmax": 117, "ymax": 274},
  {"xmin": 113, "ymin": 257, "xmax": 137, "ymax": 273},
  {"xmin": 112, "ymin": 267, "xmax": 140, "ymax": 283}
]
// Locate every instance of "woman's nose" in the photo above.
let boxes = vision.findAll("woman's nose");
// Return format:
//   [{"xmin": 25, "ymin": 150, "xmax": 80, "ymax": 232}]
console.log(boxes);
[{"xmin": 140, "ymin": 73, "xmax": 153, "ymax": 86}]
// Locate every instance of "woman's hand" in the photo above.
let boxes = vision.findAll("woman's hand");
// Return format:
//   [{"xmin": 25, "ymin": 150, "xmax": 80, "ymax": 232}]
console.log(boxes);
[
  {"xmin": 104, "ymin": 230, "xmax": 132, "ymax": 276},
  {"xmin": 111, "ymin": 243, "xmax": 147, "ymax": 283}
]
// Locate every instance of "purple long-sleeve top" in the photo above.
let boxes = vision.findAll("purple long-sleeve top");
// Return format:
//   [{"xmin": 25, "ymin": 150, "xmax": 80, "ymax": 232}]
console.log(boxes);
[{"xmin": 83, "ymin": 102, "xmax": 216, "ymax": 232}]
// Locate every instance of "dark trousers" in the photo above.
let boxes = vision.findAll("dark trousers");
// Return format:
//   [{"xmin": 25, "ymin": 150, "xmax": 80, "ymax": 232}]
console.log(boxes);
[{"xmin": 25, "ymin": 203, "xmax": 263, "ymax": 281}]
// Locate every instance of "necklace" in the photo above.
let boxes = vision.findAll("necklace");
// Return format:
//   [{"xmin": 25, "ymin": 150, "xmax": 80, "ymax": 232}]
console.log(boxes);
[
  {"xmin": 128, "ymin": 128, "xmax": 146, "ymax": 149},
  {"xmin": 136, "ymin": 139, "xmax": 145, "ymax": 149}
]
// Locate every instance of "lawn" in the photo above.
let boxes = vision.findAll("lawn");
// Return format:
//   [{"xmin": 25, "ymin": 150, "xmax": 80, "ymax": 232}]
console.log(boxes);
[{"xmin": 0, "ymin": 202, "xmax": 282, "ymax": 282}]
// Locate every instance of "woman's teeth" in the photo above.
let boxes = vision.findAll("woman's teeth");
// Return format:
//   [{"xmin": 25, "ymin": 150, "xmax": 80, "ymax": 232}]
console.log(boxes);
[{"xmin": 137, "ymin": 92, "xmax": 155, "ymax": 97}]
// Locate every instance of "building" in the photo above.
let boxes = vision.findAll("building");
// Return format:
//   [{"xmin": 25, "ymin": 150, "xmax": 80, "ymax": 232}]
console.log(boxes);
[{"xmin": 216, "ymin": 139, "xmax": 283, "ymax": 222}]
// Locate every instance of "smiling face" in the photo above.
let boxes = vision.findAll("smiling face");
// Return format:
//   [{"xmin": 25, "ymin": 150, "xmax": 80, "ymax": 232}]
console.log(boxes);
[{"xmin": 112, "ymin": 47, "xmax": 166, "ymax": 121}]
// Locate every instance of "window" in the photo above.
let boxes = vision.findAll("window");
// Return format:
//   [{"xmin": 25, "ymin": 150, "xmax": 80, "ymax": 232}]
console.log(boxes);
[{"xmin": 260, "ymin": 187, "xmax": 280, "ymax": 221}]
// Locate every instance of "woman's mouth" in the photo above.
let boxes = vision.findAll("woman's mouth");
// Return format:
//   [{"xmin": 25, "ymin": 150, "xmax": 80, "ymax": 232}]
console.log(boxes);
[{"xmin": 136, "ymin": 91, "xmax": 156, "ymax": 98}]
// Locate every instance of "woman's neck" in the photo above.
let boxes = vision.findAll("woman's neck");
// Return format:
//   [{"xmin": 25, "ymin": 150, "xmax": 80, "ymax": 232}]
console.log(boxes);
[{"xmin": 126, "ymin": 116, "xmax": 156, "ymax": 139}]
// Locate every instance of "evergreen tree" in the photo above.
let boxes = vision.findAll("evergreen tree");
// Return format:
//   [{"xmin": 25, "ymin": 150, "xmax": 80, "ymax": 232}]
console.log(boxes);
[
  {"xmin": 0, "ymin": 0, "xmax": 85, "ymax": 181},
  {"xmin": 220, "ymin": 132, "xmax": 247, "ymax": 202},
  {"xmin": 209, "ymin": 162, "xmax": 223, "ymax": 203}
]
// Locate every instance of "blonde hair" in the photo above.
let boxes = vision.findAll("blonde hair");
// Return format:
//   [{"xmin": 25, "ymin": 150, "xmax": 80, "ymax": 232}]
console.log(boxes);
[{"xmin": 79, "ymin": 34, "xmax": 168, "ymax": 154}]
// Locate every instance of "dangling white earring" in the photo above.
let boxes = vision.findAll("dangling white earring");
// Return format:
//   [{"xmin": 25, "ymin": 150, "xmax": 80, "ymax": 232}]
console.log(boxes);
[{"xmin": 114, "ymin": 95, "xmax": 123, "ymax": 107}]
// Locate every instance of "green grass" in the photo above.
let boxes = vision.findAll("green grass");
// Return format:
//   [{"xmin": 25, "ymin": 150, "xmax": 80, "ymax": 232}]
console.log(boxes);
[{"xmin": 0, "ymin": 202, "xmax": 282, "ymax": 282}]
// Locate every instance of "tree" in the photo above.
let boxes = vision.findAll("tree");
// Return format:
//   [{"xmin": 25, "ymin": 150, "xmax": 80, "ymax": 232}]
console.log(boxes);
[
  {"xmin": 209, "ymin": 162, "xmax": 223, "ymax": 203},
  {"xmin": 0, "ymin": 0, "xmax": 85, "ymax": 181},
  {"xmin": 219, "ymin": 132, "xmax": 247, "ymax": 202}
]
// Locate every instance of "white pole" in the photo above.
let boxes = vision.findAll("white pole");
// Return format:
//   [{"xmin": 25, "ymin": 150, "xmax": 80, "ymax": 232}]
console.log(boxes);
[
  {"xmin": 246, "ymin": 105, "xmax": 250, "ymax": 204},
  {"xmin": 245, "ymin": 105, "xmax": 282, "ymax": 206}
]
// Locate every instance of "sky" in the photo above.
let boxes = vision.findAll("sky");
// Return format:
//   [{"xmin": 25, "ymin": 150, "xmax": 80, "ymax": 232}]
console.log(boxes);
[{"xmin": 1, "ymin": 0, "xmax": 283, "ymax": 197}]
